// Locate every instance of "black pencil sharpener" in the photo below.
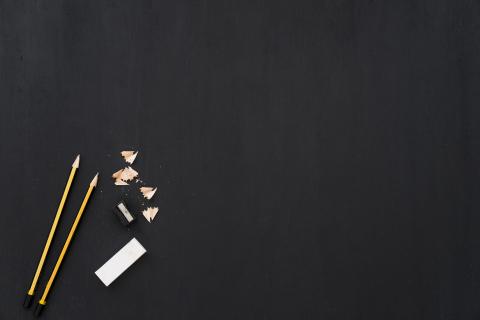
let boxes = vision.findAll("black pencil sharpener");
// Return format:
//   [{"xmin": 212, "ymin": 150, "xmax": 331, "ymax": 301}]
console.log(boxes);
[{"xmin": 113, "ymin": 201, "xmax": 136, "ymax": 226}]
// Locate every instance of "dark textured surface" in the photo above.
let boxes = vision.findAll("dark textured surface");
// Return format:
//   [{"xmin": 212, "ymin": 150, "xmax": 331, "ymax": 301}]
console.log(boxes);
[{"xmin": 1, "ymin": 1, "xmax": 480, "ymax": 319}]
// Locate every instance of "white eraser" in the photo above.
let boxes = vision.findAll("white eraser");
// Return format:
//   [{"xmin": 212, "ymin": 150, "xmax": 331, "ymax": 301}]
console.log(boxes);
[{"xmin": 95, "ymin": 238, "xmax": 146, "ymax": 286}]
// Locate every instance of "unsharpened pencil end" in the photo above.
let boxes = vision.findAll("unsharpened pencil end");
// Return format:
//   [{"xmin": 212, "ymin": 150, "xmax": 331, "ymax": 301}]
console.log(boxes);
[
  {"xmin": 90, "ymin": 173, "xmax": 99, "ymax": 187},
  {"xmin": 72, "ymin": 155, "xmax": 80, "ymax": 168}
]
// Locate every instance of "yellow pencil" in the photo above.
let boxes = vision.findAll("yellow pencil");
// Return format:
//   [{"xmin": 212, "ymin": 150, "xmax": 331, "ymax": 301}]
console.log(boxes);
[
  {"xmin": 24, "ymin": 155, "xmax": 80, "ymax": 308},
  {"xmin": 34, "ymin": 173, "xmax": 98, "ymax": 317}
]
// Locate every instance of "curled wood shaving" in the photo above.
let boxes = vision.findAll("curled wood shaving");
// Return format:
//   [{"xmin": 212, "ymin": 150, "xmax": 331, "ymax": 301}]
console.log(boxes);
[
  {"xmin": 120, "ymin": 166, "xmax": 138, "ymax": 182},
  {"xmin": 112, "ymin": 169, "xmax": 123, "ymax": 180},
  {"xmin": 142, "ymin": 207, "xmax": 159, "ymax": 223},
  {"xmin": 121, "ymin": 151, "xmax": 138, "ymax": 164},
  {"xmin": 140, "ymin": 187, "xmax": 157, "ymax": 200},
  {"xmin": 112, "ymin": 167, "xmax": 138, "ymax": 186}
]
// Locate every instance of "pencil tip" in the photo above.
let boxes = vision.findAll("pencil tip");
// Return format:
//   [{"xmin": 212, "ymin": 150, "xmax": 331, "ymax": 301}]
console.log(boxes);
[
  {"xmin": 72, "ymin": 155, "xmax": 80, "ymax": 168},
  {"xmin": 90, "ymin": 173, "xmax": 99, "ymax": 187}
]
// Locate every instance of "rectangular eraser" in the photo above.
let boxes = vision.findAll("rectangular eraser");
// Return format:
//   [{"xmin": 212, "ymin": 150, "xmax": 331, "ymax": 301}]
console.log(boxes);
[{"xmin": 95, "ymin": 238, "xmax": 146, "ymax": 286}]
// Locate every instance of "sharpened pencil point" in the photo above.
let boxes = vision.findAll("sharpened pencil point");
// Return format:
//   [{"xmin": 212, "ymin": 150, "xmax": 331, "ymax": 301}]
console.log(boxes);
[
  {"xmin": 72, "ymin": 155, "xmax": 80, "ymax": 168},
  {"xmin": 90, "ymin": 173, "xmax": 99, "ymax": 187}
]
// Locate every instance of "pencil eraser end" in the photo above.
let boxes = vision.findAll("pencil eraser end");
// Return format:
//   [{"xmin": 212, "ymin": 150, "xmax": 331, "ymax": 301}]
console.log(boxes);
[
  {"xmin": 23, "ymin": 293, "xmax": 34, "ymax": 308},
  {"xmin": 34, "ymin": 303, "xmax": 45, "ymax": 317}
]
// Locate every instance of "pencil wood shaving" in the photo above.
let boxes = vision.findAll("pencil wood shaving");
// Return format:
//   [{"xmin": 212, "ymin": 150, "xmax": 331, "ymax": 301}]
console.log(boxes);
[
  {"xmin": 121, "ymin": 151, "xmax": 138, "ymax": 164},
  {"xmin": 112, "ymin": 169, "xmax": 123, "ymax": 180},
  {"xmin": 112, "ymin": 166, "xmax": 138, "ymax": 185},
  {"xmin": 142, "ymin": 207, "xmax": 158, "ymax": 223},
  {"xmin": 140, "ymin": 187, "xmax": 157, "ymax": 200},
  {"xmin": 112, "ymin": 169, "xmax": 127, "ymax": 185},
  {"xmin": 120, "ymin": 166, "xmax": 138, "ymax": 181}
]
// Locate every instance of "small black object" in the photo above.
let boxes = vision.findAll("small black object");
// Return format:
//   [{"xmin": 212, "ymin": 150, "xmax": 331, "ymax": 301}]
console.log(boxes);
[
  {"xmin": 113, "ymin": 201, "xmax": 136, "ymax": 226},
  {"xmin": 23, "ymin": 293, "xmax": 34, "ymax": 308},
  {"xmin": 34, "ymin": 302, "xmax": 45, "ymax": 317}
]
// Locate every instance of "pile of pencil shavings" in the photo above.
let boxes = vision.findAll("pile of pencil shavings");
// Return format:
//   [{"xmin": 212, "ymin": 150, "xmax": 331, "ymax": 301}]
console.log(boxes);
[{"xmin": 112, "ymin": 151, "xmax": 159, "ymax": 223}]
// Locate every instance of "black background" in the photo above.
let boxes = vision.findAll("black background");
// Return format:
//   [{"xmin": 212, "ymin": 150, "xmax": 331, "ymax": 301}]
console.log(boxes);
[{"xmin": 1, "ymin": 1, "xmax": 480, "ymax": 319}]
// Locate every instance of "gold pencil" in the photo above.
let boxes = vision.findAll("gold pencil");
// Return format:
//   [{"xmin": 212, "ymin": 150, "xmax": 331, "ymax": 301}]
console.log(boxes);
[
  {"xmin": 34, "ymin": 173, "xmax": 98, "ymax": 317},
  {"xmin": 23, "ymin": 155, "xmax": 80, "ymax": 308}
]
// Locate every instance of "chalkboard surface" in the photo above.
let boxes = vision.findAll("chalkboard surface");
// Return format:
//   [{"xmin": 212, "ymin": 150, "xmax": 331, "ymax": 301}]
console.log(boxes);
[{"xmin": 1, "ymin": 1, "xmax": 479, "ymax": 319}]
